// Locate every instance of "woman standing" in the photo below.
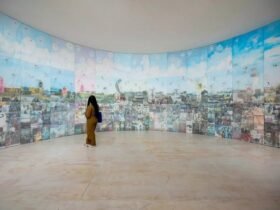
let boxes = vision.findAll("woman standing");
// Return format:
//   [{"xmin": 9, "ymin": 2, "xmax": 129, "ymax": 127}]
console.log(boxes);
[{"xmin": 85, "ymin": 95, "xmax": 99, "ymax": 146}]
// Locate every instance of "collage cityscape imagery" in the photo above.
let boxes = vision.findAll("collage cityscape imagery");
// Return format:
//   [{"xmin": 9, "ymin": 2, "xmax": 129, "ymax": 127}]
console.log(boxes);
[{"xmin": 0, "ymin": 12, "xmax": 279, "ymax": 148}]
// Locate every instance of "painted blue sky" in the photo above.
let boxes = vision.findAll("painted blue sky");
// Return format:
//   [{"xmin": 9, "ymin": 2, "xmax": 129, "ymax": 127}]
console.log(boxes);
[
  {"xmin": 264, "ymin": 20, "xmax": 280, "ymax": 88},
  {"xmin": 50, "ymin": 68, "xmax": 75, "ymax": 92},
  {"xmin": 232, "ymin": 28, "xmax": 264, "ymax": 91},
  {"xmin": 0, "ymin": 13, "xmax": 19, "ymax": 57},
  {"xmin": 75, "ymin": 46, "xmax": 95, "ymax": 64},
  {"xmin": 95, "ymin": 50, "xmax": 114, "ymax": 64},
  {"xmin": 167, "ymin": 51, "xmax": 188, "ymax": 70},
  {"xmin": 0, "ymin": 13, "xmax": 52, "ymax": 51},
  {"xmin": 264, "ymin": 20, "xmax": 280, "ymax": 50},
  {"xmin": 0, "ymin": 13, "xmax": 19, "ymax": 42},
  {"xmin": 1, "ymin": 13, "xmax": 76, "ymax": 71},
  {"xmin": 149, "ymin": 53, "xmax": 167, "ymax": 70},
  {"xmin": 75, "ymin": 46, "xmax": 96, "ymax": 92},
  {"xmin": 131, "ymin": 54, "xmax": 148, "ymax": 71},
  {"xmin": 186, "ymin": 47, "xmax": 207, "ymax": 94},
  {"xmin": 0, "ymin": 57, "xmax": 22, "ymax": 88},
  {"xmin": 232, "ymin": 29, "xmax": 263, "ymax": 70},
  {"xmin": 19, "ymin": 61, "xmax": 51, "ymax": 90},
  {"xmin": 16, "ymin": 22, "xmax": 52, "ymax": 51},
  {"xmin": 0, "ymin": 12, "xmax": 279, "ymax": 96},
  {"xmin": 207, "ymin": 40, "xmax": 232, "ymax": 93},
  {"xmin": 233, "ymin": 28, "xmax": 263, "ymax": 56},
  {"xmin": 187, "ymin": 47, "xmax": 207, "ymax": 67},
  {"xmin": 0, "ymin": 56, "xmax": 74, "ymax": 92},
  {"xmin": 114, "ymin": 53, "xmax": 132, "ymax": 68}
]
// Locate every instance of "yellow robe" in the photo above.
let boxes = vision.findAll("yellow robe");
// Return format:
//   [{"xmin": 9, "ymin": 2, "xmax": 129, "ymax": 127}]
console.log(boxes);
[{"xmin": 85, "ymin": 104, "xmax": 98, "ymax": 146}]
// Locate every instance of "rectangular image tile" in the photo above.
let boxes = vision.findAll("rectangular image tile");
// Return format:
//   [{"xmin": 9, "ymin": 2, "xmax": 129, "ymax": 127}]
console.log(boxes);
[
  {"xmin": 264, "ymin": 103, "xmax": 280, "ymax": 147},
  {"xmin": 264, "ymin": 20, "xmax": 280, "ymax": 104},
  {"xmin": 232, "ymin": 29, "xmax": 264, "ymax": 104},
  {"xmin": 239, "ymin": 104, "xmax": 264, "ymax": 144}
]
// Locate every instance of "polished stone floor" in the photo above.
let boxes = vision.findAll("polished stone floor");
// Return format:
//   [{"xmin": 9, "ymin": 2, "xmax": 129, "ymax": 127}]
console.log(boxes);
[{"xmin": 0, "ymin": 131, "xmax": 279, "ymax": 210}]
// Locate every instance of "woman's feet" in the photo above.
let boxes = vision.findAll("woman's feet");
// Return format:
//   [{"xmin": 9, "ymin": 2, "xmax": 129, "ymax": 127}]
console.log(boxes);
[{"xmin": 84, "ymin": 143, "xmax": 96, "ymax": 147}]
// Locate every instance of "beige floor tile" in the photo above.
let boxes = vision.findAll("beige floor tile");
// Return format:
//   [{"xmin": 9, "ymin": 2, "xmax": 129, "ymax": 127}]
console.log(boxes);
[{"xmin": 0, "ymin": 131, "xmax": 279, "ymax": 210}]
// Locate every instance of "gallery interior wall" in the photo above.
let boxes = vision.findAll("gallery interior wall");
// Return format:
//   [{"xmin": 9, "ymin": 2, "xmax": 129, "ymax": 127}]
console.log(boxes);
[{"xmin": 0, "ymin": 12, "xmax": 279, "ymax": 148}]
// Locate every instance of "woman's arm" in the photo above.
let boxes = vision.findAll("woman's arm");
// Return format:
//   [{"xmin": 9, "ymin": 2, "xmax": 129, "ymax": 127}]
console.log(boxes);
[{"xmin": 85, "ymin": 105, "xmax": 92, "ymax": 119}]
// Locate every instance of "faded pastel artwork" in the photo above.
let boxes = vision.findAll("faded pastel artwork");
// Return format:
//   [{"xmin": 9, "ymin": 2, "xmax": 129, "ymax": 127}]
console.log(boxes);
[
  {"xmin": 0, "ymin": 13, "xmax": 75, "ymax": 145},
  {"xmin": 264, "ymin": 21, "xmax": 280, "ymax": 147},
  {"xmin": 75, "ymin": 46, "xmax": 96, "ymax": 93},
  {"xmin": 0, "ymin": 12, "xmax": 279, "ymax": 148},
  {"xmin": 232, "ymin": 29, "xmax": 264, "ymax": 144},
  {"xmin": 186, "ymin": 47, "xmax": 208, "ymax": 134},
  {"xmin": 232, "ymin": 29, "xmax": 264, "ymax": 104},
  {"xmin": 0, "ymin": 13, "xmax": 20, "ymax": 58},
  {"xmin": 112, "ymin": 53, "xmax": 149, "ymax": 131},
  {"xmin": 147, "ymin": 53, "xmax": 168, "ymax": 131},
  {"xmin": 94, "ymin": 50, "xmax": 116, "ymax": 131},
  {"xmin": 165, "ymin": 51, "xmax": 188, "ymax": 132},
  {"xmin": 74, "ymin": 46, "xmax": 96, "ymax": 133},
  {"xmin": 207, "ymin": 40, "xmax": 233, "ymax": 138},
  {"xmin": 95, "ymin": 50, "xmax": 115, "ymax": 96},
  {"xmin": 49, "ymin": 37, "xmax": 75, "ymax": 138}
]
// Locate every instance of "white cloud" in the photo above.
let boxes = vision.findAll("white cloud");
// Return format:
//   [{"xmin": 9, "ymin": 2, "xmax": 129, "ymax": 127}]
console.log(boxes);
[
  {"xmin": 75, "ymin": 56, "xmax": 97, "ymax": 91},
  {"xmin": 0, "ymin": 35, "xmax": 75, "ymax": 70},
  {"xmin": 265, "ymin": 45, "xmax": 280, "ymax": 60},
  {"xmin": 208, "ymin": 55, "xmax": 232, "ymax": 73},
  {"xmin": 0, "ymin": 34, "xmax": 16, "ymax": 56},
  {"xmin": 265, "ymin": 36, "xmax": 280, "ymax": 45},
  {"xmin": 216, "ymin": 44, "xmax": 224, "ymax": 52},
  {"xmin": 234, "ymin": 50, "xmax": 263, "ymax": 67},
  {"xmin": 187, "ymin": 62, "xmax": 207, "ymax": 78}
]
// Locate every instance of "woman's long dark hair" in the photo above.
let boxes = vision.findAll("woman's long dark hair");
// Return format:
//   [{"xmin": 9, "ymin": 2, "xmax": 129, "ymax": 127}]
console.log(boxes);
[{"xmin": 87, "ymin": 95, "xmax": 99, "ymax": 117}]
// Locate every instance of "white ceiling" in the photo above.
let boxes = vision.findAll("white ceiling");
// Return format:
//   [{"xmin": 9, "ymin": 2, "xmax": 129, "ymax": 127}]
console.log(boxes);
[{"xmin": 0, "ymin": 0, "xmax": 280, "ymax": 53}]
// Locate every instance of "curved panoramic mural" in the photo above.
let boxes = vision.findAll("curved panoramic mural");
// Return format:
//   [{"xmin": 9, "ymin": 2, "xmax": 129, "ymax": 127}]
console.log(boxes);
[{"xmin": 0, "ymin": 12, "xmax": 279, "ymax": 148}]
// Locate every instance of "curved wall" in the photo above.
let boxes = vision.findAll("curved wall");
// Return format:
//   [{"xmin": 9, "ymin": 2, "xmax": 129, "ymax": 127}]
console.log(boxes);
[{"xmin": 0, "ymin": 12, "xmax": 279, "ymax": 148}]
